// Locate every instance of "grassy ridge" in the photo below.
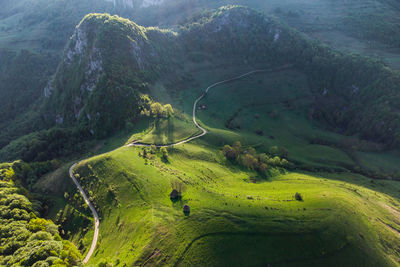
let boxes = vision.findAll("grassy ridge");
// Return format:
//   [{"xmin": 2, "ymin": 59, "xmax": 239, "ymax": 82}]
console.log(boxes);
[{"xmin": 73, "ymin": 143, "xmax": 400, "ymax": 266}]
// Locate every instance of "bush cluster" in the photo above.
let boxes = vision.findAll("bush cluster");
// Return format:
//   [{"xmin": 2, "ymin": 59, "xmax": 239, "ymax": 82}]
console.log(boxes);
[{"xmin": 222, "ymin": 142, "xmax": 291, "ymax": 177}]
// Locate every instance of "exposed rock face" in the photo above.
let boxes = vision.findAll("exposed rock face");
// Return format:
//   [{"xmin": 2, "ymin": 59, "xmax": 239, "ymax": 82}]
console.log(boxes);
[
  {"xmin": 80, "ymin": 48, "xmax": 103, "ymax": 92},
  {"xmin": 43, "ymin": 13, "xmax": 170, "ymax": 137},
  {"xmin": 211, "ymin": 7, "xmax": 252, "ymax": 32},
  {"xmin": 65, "ymin": 27, "xmax": 88, "ymax": 65},
  {"xmin": 104, "ymin": 0, "xmax": 134, "ymax": 8},
  {"xmin": 141, "ymin": 0, "xmax": 164, "ymax": 8},
  {"xmin": 43, "ymin": 81, "xmax": 55, "ymax": 98},
  {"xmin": 102, "ymin": 0, "xmax": 164, "ymax": 9},
  {"xmin": 44, "ymin": 7, "xmax": 287, "ymax": 137}
]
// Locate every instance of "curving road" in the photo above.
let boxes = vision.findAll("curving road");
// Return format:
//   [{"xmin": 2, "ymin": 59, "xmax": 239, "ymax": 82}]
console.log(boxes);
[
  {"xmin": 69, "ymin": 164, "xmax": 100, "ymax": 264},
  {"xmin": 69, "ymin": 65, "xmax": 291, "ymax": 264},
  {"xmin": 128, "ymin": 67, "xmax": 291, "ymax": 148}
]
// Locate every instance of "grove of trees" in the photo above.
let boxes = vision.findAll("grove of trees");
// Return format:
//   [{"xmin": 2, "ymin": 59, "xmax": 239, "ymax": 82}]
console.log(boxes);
[
  {"xmin": 0, "ymin": 162, "xmax": 82, "ymax": 266},
  {"xmin": 223, "ymin": 141, "xmax": 291, "ymax": 177}
]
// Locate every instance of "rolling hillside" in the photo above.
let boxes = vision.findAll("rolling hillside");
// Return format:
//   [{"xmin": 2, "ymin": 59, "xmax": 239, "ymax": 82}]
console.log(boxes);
[
  {"xmin": 71, "ymin": 142, "xmax": 400, "ymax": 266},
  {"xmin": 1, "ymin": 4, "xmax": 400, "ymax": 266}
]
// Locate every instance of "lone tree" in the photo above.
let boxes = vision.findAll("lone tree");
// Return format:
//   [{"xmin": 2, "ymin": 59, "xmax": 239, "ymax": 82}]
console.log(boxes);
[
  {"xmin": 222, "ymin": 141, "xmax": 242, "ymax": 161},
  {"xmin": 170, "ymin": 189, "xmax": 179, "ymax": 200},
  {"xmin": 183, "ymin": 205, "xmax": 190, "ymax": 214},
  {"xmin": 223, "ymin": 145, "xmax": 238, "ymax": 161},
  {"xmin": 150, "ymin": 102, "xmax": 174, "ymax": 119}
]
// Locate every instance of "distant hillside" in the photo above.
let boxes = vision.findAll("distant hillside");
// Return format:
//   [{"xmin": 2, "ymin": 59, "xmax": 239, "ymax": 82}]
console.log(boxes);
[
  {"xmin": 1, "ymin": 0, "xmax": 400, "ymax": 155},
  {"xmin": 1, "ymin": 5, "xmax": 400, "ymax": 162},
  {"xmin": 45, "ymin": 7, "xmax": 400, "ymax": 143}
]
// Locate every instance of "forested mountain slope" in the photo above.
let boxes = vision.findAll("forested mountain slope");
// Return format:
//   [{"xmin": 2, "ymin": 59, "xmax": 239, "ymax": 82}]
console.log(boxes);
[
  {"xmin": 1, "ymin": 6, "xmax": 399, "ymax": 162},
  {"xmin": 1, "ymin": 0, "xmax": 400, "ymax": 156}
]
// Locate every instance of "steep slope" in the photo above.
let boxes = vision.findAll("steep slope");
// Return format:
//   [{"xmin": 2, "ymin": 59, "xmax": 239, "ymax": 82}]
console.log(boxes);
[
  {"xmin": 2, "ymin": 0, "xmax": 400, "ymax": 154},
  {"xmin": 43, "ymin": 14, "xmax": 177, "ymax": 138},
  {"xmin": 0, "ymin": 0, "xmax": 178, "ymax": 151},
  {"xmin": 1, "ymin": 6, "xmax": 400, "ymax": 164},
  {"xmin": 44, "ymin": 7, "xmax": 400, "ymax": 146},
  {"xmin": 2, "ymin": 0, "xmax": 400, "ymax": 153}
]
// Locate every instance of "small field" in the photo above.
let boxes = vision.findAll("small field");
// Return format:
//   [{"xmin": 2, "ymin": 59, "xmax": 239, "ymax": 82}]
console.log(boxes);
[{"xmin": 128, "ymin": 116, "xmax": 201, "ymax": 146}]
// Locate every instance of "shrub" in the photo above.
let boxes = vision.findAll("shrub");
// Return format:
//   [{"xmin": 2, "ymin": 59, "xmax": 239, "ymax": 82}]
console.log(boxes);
[
  {"xmin": 222, "ymin": 145, "xmax": 238, "ymax": 161},
  {"xmin": 295, "ymin": 192, "xmax": 303, "ymax": 201},
  {"xmin": 160, "ymin": 147, "xmax": 168, "ymax": 161}
]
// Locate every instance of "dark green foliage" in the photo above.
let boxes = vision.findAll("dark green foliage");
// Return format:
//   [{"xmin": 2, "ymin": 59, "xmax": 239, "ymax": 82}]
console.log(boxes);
[
  {"xmin": 2, "ymin": 5, "xmax": 400, "ymax": 163},
  {"xmin": 42, "ymin": 14, "xmax": 176, "ymax": 139},
  {"xmin": 0, "ymin": 127, "xmax": 90, "ymax": 162},
  {"xmin": 343, "ymin": 11, "xmax": 400, "ymax": 48},
  {"xmin": 223, "ymin": 141, "xmax": 291, "ymax": 177},
  {"xmin": 295, "ymin": 192, "xmax": 303, "ymax": 201},
  {"xmin": 222, "ymin": 141, "xmax": 242, "ymax": 161},
  {"xmin": 11, "ymin": 160, "xmax": 60, "ymax": 189},
  {"xmin": 160, "ymin": 147, "xmax": 169, "ymax": 161},
  {"xmin": 0, "ymin": 50, "xmax": 58, "ymax": 125},
  {"xmin": 179, "ymin": 6, "xmax": 400, "ymax": 147},
  {"xmin": 0, "ymin": 163, "xmax": 82, "ymax": 266},
  {"xmin": 0, "ymin": 50, "xmax": 59, "ymax": 151}
]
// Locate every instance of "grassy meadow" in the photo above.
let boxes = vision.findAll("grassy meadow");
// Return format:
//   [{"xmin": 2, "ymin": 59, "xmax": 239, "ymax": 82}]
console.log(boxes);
[
  {"xmin": 129, "ymin": 116, "xmax": 201, "ymax": 146},
  {"xmin": 73, "ymin": 142, "xmax": 400, "ymax": 266}
]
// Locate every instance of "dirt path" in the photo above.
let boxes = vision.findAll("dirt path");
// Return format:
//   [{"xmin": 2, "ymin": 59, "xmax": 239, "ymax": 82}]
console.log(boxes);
[
  {"xmin": 69, "ymin": 164, "xmax": 100, "ymax": 264},
  {"xmin": 129, "ymin": 65, "xmax": 291, "ymax": 148}
]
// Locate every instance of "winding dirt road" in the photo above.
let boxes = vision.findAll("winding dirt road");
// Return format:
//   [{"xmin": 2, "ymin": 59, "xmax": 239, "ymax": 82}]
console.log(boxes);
[
  {"xmin": 69, "ymin": 164, "xmax": 100, "ymax": 264},
  {"xmin": 128, "ymin": 68, "xmax": 288, "ymax": 148},
  {"xmin": 69, "ymin": 66, "xmax": 290, "ymax": 264}
]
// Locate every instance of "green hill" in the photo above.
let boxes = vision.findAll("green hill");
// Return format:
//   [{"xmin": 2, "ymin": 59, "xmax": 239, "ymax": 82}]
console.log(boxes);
[
  {"xmin": 71, "ymin": 142, "xmax": 400, "ymax": 266},
  {"xmin": 2, "ymin": 0, "xmax": 400, "ymax": 154},
  {"xmin": 1, "ymin": 4, "xmax": 400, "ymax": 266}
]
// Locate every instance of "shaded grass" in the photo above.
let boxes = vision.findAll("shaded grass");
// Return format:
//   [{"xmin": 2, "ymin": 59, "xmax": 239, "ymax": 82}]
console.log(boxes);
[{"xmin": 138, "ymin": 116, "xmax": 200, "ymax": 145}]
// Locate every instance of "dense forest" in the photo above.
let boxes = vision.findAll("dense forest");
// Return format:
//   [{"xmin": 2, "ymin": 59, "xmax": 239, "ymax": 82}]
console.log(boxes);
[{"xmin": 0, "ymin": 162, "xmax": 81, "ymax": 266}]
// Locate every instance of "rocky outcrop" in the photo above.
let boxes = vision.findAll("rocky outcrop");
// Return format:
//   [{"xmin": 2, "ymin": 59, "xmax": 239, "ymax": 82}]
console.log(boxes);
[
  {"xmin": 42, "ymin": 13, "xmax": 170, "ymax": 137},
  {"xmin": 102, "ymin": 0, "xmax": 164, "ymax": 9}
]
